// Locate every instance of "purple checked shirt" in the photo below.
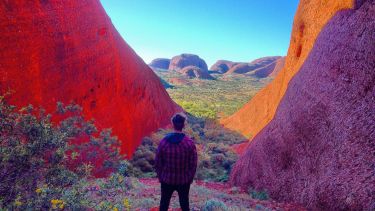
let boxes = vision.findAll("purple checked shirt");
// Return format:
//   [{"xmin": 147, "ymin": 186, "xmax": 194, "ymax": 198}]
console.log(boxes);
[{"xmin": 155, "ymin": 132, "xmax": 198, "ymax": 185}]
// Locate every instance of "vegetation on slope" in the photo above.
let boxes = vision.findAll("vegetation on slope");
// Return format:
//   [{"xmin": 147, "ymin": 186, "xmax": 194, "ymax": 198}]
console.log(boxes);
[{"xmin": 155, "ymin": 69, "xmax": 273, "ymax": 119}]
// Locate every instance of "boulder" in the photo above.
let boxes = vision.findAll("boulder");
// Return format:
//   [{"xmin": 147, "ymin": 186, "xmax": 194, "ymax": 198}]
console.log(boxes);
[
  {"xmin": 0, "ymin": 0, "xmax": 180, "ymax": 157},
  {"xmin": 169, "ymin": 54, "xmax": 208, "ymax": 71},
  {"xmin": 230, "ymin": 1, "xmax": 374, "ymax": 210}
]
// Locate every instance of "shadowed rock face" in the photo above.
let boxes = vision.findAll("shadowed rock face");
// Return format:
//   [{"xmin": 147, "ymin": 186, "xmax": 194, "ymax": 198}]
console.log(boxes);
[
  {"xmin": 221, "ymin": 0, "xmax": 354, "ymax": 139},
  {"xmin": 149, "ymin": 58, "xmax": 171, "ymax": 69},
  {"xmin": 180, "ymin": 66, "xmax": 214, "ymax": 80},
  {"xmin": 210, "ymin": 60, "xmax": 239, "ymax": 73},
  {"xmin": 0, "ymin": 0, "xmax": 180, "ymax": 157},
  {"xmin": 169, "ymin": 54, "xmax": 208, "ymax": 71},
  {"xmin": 230, "ymin": 1, "xmax": 375, "ymax": 210}
]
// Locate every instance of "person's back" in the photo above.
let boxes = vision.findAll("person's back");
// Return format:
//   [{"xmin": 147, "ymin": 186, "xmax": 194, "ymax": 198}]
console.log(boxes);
[{"xmin": 155, "ymin": 113, "xmax": 197, "ymax": 211}]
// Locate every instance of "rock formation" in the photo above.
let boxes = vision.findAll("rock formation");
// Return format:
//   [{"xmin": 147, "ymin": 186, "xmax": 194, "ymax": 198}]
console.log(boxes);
[
  {"xmin": 149, "ymin": 58, "xmax": 171, "ymax": 70},
  {"xmin": 269, "ymin": 57, "xmax": 285, "ymax": 77},
  {"xmin": 0, "ymin": 0, "xmax": 180, "ymax": 157},
  {"xmin": 225, "ymin": 57, "xmax": 280, "ymax": 75},
  {"xmin": 230, "ymin": 0, "xmax": 374, "ymax": 210},
  {"xmin": 210, "ymin": 60, "xmax": 239, "ymax": 73},
  {"xmin": 169, "ymin": 54, "xmax": 208, "ymax": 71},
  {"xmin": 249, "ymin": 57, "xmax": 285, "ymax": 78},
  {"xmin": 221, "ymin": 0, "xmax": 354, "ymax": 138},
  {"xmin": 180, "ymin": 66, "xmax": 214, "ymax": 80}
]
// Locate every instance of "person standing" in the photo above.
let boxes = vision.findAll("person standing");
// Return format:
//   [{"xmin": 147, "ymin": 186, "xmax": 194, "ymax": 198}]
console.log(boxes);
[{"xmin": 155, "ymin": 113, "xmax": 198, "ymax": 211}]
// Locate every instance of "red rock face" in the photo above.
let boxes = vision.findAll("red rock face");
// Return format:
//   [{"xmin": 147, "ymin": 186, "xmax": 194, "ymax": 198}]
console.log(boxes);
[
  {"xmin": 0, "ymin": 0, "xmax": 180, "ymax": 157},
  {"xmin": 230, "ymin": 1, "xmax": 375, "ymax": 210},
  {"xmin": 221, "ymin": 0, "xmax": 354, "ymax": 139}
]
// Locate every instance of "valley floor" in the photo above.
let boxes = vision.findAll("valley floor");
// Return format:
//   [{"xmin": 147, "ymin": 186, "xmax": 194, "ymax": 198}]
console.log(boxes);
[{"xmin": 95, "ymin": 178, "xmax": 306, "ymax": 211}]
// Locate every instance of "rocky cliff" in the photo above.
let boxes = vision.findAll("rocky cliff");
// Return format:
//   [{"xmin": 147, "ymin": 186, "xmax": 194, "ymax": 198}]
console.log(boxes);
[
  {"xmin": 230, "ymin": 0, "xmax": 374, "ymax": 210},
  {"xmin": 221, "ymin": 0, "xmax": 354, "ymax": 139},
  {"xmin": 0, "ymin": 0, "xmax": 180, "ymax": 157}
]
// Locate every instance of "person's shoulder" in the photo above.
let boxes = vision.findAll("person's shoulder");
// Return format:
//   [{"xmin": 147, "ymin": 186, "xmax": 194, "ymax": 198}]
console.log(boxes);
[{"xmin": 183, "ymin": 135, "xmax": 196, "ymax": 146}]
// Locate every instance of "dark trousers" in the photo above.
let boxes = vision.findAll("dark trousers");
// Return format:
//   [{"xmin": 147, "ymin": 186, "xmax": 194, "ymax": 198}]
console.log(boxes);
[{"xmin": 160, "ymin": 182, "xmax": 190, "ymax": 211}]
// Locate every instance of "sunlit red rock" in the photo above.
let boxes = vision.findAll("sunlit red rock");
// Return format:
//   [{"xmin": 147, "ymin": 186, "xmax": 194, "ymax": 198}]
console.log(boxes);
[
  {"xmin": 230, "ymin": 0, "xmax": 375, "ymax": 210},
  {"xmin": 169, "ymin": 54, "xmax": 208, "ymax": 71},
  {"xmin": 0, "ymin": 0, "xmax": 180, "ymax": 157},
  {"xmin": 221, "ymin": 0, "xmax": 354, "ymax": 139},
  {"xmin": 210, "ymin": 60, "xmax": 239, "ymax": 74}
]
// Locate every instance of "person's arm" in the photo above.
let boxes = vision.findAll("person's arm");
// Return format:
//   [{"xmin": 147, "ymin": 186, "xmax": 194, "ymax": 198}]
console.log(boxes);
[
  {"xmin": 154, "ymin": 141, "xmax": 164, "ymax": 179},
  {"xmin": 188, "ymin": 142, "xmax": 198, "ymax": 183}
]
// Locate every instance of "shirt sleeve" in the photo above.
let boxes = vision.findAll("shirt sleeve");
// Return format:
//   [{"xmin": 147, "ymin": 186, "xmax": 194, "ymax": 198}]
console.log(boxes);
[
  {"xmin": 188, "ymin": 142, "xmax": 198, "ymax": 183},
  {"xmin": 154, "ymin": 140, "xmax": 164, "ymax": 179}
]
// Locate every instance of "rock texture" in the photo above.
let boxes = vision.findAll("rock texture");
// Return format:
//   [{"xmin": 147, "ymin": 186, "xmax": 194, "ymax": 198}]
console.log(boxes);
[
  {"xmin": 231, "ymin": 1, "xmax": 375, "ymax": 210},
  {"xmin": 210, "ymin": 60, "xmax": 239, "ymax": 73},
  {"xmin": 0, "ymin": 0, "xmax": 180, "ymax": 157},
  {"xmin": 149, "ymin": 58, "xmax": 170, "ymax": 70},
  {"xmin": 180, "ymin": 66, "xmax": 214, "ymax": 80},
  {"xmin": 169, "ymin": 54, "xmax": 208, "ymax": 71},
  {"xmin": 221, "ymin": 0, "xmax": 354, "ymax": 138}
]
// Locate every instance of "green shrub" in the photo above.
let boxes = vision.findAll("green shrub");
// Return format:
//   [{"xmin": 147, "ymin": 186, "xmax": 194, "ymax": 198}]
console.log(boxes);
[
  {"xmin": 201, "ymin": 199, "xmax": 228, "ymax": 211},
  {"xmin": 0, "ymin": 95, "xmax": 124, "ymax": 209}
]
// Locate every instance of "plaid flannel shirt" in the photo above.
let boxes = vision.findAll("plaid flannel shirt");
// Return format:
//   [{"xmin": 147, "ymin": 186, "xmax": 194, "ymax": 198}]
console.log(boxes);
[{"xmin": 155, "ymin": 133, "xmax": 197, "ymax": 185}]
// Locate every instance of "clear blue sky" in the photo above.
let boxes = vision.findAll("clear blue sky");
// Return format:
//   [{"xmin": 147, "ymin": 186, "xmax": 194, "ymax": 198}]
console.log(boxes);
[{"xmin": 101, "ymin": 0, "xmax": 300, "ymax": 67}]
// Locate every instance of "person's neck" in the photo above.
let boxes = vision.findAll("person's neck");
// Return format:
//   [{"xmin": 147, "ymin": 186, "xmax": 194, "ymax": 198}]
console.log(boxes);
[{"xmin": 174, "ymin": 130, "xmax": 183, "ymax": 133}]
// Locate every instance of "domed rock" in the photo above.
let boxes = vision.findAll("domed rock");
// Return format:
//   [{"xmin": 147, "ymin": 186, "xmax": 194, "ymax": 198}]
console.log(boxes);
[
  {"xmin": 0, "ymin": 0, "xmax": 180, "ymax": 158},
  {"xmin": 230, "ymin": 0, "xmax": 374, "ymax": 210},
  {"xmin": 210, "ymin": 60, "xmax": 239, "ymax": 73},
  {"xmin": 169, "ymin": 54, "xmax": 208, "ymax": 71},
  {"xmin": 225, "ymin": 56, "xmax": 280, "ymax": 75},
  {"xmin": 221, "ymin": 0, "xmax": 354, "ymax": 138},
  {"xmin": 149, "ymin": 58, "xmax": 171, "ymax": 70},
  {"xmin": 249, "ymin": 57, "xmax": 285, "ymax": 78},
  {"xmin": 248, "ymin": 56, "xmax": 281, "ymax": 66},
  {"xmin": 180, "ymin": 66, "xmax": 214, "ymax": 80}
]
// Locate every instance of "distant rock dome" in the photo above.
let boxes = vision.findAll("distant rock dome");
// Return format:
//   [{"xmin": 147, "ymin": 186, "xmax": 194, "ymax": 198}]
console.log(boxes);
[
  {"xmin": 210, "ymin": 60, "xmax": 239, "ymax": 73},
  {"xmin": 180, "ymin": 66, "xmax": 214, "ymax": 80},
  {"xmin": 149, "ymin": 58, "xmax": 170, "ymax": 69},
  {"xmin": 169, "ymin": 54, "xmax": 208, "ymax": 71}
]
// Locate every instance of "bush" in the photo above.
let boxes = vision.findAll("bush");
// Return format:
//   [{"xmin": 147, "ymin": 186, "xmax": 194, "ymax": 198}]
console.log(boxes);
[
  {"xmin": 201, "ymin": 199, "xmax": 228, "ymax": 211},
  {"xmin": 0, "ymin": 95, "xmax": 124, "ymax": 209}
]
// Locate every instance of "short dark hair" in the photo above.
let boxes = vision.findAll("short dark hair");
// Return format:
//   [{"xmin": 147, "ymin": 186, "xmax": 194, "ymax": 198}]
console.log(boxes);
[{"xmin": 172, "ymin": 113, "xmax": 186, "ymax": 131}]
